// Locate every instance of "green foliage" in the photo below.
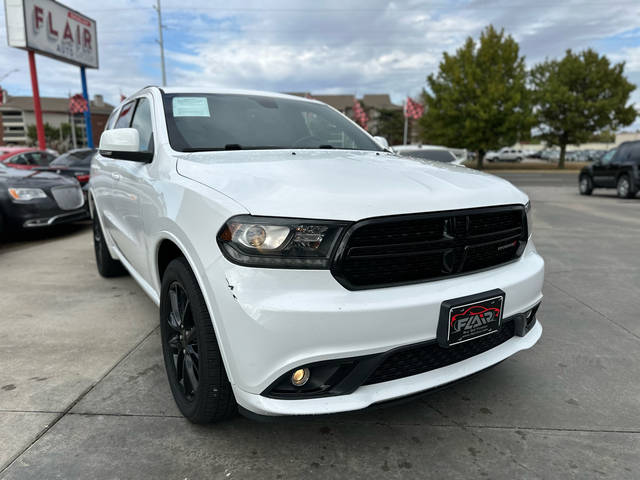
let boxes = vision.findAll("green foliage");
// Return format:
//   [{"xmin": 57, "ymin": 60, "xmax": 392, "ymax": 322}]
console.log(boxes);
[
  {"xmin": 26, "ymin": 122, "xmax": 84, "ymax": 148},
  {"xmin": 26, "ymin": 122, "xmax": 60, "ymax": 144},
  {"xmin": 531, "ymin": 49, "xmax": 636, "ymax": 168},
  {"xmin": 371, "ymin": 108, "xmax": 404, "ymax": 146},
  {"xmin": 419, "ymin": 25, "xmax": 532, "ymax": 168}
]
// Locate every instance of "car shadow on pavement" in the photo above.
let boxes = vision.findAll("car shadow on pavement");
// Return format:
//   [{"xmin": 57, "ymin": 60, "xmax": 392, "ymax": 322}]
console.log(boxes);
[{"xmin": 0, "ymin": 221, "xmax": 91, "ymax": 251}]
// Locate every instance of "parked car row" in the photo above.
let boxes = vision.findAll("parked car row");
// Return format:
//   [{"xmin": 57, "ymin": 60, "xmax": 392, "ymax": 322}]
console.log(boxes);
[{"xmin": 0, "ymin": 147, "xmax": 94, "ymax": 238}]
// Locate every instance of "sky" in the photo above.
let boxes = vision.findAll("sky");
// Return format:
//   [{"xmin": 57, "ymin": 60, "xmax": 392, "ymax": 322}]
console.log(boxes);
[{"xmin": 1, "ymin": 0, "xmax": 639, "ymax": 130}]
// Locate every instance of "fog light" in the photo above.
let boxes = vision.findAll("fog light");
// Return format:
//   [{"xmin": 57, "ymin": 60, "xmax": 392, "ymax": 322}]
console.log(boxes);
[{"xmin": 291, "ymin": 368, "xmax": 310, "ymax": 387}]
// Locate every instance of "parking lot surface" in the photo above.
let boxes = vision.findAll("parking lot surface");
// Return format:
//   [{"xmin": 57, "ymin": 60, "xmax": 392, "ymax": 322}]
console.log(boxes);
[{"xmin": 1, "ymin": 172, "xmax": 639, "ymax": 479}]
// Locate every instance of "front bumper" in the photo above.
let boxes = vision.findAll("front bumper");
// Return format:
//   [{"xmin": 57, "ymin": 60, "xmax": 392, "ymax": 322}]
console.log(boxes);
[
  {"xmin": 4, "ymin": 199, "xmax": 89, "ymax": 229},
  {"xmin": 206, "ymin": 241, "xmax": 544, "ymax": 416}
]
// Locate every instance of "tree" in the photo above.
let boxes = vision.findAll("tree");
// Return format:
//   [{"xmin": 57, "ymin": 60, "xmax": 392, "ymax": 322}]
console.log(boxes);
[
  {"xmin": 531, "ymin": 49, "xmax": 636, "ymax": 168},
  {"xmin": 371, "ymin": 108, "xmax": 404, "ymax": 146},
  {"xmin": 419, "ymin": 25, "xmax": 532, "ymax": 168},
  {"xmin": 27, "ymin": 123, "xmax": 60, "ymax": 145}
]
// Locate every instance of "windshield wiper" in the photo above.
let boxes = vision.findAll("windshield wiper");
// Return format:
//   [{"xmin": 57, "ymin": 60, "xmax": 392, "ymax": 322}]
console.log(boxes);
[{"xmin": 181, "ymin": 145, "xmax": 287, "ymax": 152}]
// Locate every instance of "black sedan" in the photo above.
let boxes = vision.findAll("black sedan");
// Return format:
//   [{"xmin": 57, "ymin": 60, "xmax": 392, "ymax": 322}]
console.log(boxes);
[
  {"xmin": 36, "ymin": 148, "xmax": 95, "ymax": 190},
  {"xmin": 0, "ymin": 162, "xmax": 88, "ymax": 236}
]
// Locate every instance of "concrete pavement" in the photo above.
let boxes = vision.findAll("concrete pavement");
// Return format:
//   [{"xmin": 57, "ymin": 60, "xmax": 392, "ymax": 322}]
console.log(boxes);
[{"xmin": 1, "ymin": 173, "xmax": 639, "ymax": 479}]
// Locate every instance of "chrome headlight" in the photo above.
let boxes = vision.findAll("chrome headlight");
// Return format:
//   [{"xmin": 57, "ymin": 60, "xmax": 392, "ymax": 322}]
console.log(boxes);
[
  {"xmin": 525, "ymin": 201, "xmax": 533, "ymax": 238},
  {"xmin": 217, "ymin": 215, "xmax": 348, "ymax": 268},
  {"xmin": 8, "ymin": 188, "xmax": 47, "ymax": 201}
]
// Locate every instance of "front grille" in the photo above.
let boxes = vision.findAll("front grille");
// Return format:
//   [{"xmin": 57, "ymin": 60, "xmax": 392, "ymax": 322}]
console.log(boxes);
[
  {"xmin": 51, "ymin": 186, "xmax": 84, "ymax": 210},
  {"xmin": 331, "ymin": 205, "xmax": 527, "ymax": 289},
  {"xmin": 363, "ymin": 321, "xmax": 516, "ymax": 385}
]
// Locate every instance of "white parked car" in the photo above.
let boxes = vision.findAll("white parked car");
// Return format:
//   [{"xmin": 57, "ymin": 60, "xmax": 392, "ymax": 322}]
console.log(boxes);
[
  {"xmin": 486, "ymin": 147, "xmax": 525, "ymax": 162},
  {"xmin": 393, "ymin": 144, "xmax": 465, "ymax": 165},
  {"xmin": 90, "ymin": 87, "xmax": 543, "ymax": 422}
]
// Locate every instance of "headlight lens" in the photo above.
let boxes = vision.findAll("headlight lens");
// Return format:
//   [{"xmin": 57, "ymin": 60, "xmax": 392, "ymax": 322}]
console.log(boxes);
[
  {"xmin": 8, "ymin": 188, "xmax": 47, "ymax": 201},
  {"xmin": 217, "ymin": 215, "xmax": 348, "ymax": 268},
  {"xmin": 525, "ymin": 201, "xmax": 533, "ymax": 238}
]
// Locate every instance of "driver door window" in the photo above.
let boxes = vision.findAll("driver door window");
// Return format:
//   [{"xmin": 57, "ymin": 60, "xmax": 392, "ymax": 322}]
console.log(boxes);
[
  {"xmin": 130, "ymin": 98, "xmax": 154, "ymax": 154},
  {"xmin": 114, "ymin": 101, "xmax": 136, "ymax": 129}
]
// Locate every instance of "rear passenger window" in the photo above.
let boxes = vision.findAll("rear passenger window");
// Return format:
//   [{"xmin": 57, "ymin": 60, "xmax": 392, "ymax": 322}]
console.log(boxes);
[
  {"xmin": 629, "ymin": 143, "xmax": 640, "ymax": 164},
  {"xmin": 114, "ymin": 101, "xmax": 136, "ymax": 129}
]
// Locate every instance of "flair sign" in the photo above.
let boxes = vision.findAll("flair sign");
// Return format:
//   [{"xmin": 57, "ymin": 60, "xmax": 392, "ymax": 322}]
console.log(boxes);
[{"xmin": 4, "ymin": 0, "xmax": 98, "ymax": 68}]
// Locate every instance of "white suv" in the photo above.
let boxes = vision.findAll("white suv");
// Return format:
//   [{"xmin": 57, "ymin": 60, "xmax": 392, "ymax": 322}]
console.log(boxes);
[
  {"xmin": 486, "ymin": 147, "xmax": 525, "ymax": 162},
  {"xmin": 90, "ymin": 87, "xmax": 543, "ymax": 422}
]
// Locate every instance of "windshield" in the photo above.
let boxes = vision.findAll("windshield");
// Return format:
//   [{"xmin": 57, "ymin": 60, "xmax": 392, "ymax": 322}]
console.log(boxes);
[
  {"xmin": 399, "ymin": 149, "xmax": 454, "ymax": 163},
  {"xmin": 51, "ymin": 150, "xmax": 94, "ymax": 167},
  {"xmin": 162, "ymin": 93, "xmax": 382, "ymax": 152}
]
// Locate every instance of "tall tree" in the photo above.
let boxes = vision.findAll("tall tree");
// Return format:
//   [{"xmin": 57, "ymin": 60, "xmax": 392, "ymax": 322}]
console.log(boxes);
[
  {"xmin": 531, "ymin": 49, "xmax": 637, "ymax": 168},
  {"xmin": 419, "ymin": 25, "xmax": 532, "ymax": 168}
]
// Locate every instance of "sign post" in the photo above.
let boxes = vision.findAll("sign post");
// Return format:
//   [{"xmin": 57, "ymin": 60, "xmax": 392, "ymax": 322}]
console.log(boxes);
[
  {"xmin": 27, "ymin": 50, "xmax": 46, "ymax": 149},
  {"xmin": 5, "ymin": 0, "xmax": 99, "ymax": 149},
  {"xmin": 80, "ymin": 67, "xmax": 93, "ymax": 148}
]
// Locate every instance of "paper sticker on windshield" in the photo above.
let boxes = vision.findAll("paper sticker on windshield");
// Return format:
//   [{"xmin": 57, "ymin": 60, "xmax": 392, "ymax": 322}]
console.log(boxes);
[{"xmin": 172, "ymin": 97, "xmax": 210, "ymax": 117}]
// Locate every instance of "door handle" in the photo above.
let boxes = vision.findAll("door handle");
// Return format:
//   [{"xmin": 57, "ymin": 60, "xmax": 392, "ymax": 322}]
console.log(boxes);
[{"xmin": 111, "ymin": 172, "xmax": 121, "ymax": 181}]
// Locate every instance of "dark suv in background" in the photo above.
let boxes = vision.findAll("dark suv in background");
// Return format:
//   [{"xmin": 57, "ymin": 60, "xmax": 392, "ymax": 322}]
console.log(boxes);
[{"xmin": 579, "ymin": 141, "xmax": 640, "ymax": 198}]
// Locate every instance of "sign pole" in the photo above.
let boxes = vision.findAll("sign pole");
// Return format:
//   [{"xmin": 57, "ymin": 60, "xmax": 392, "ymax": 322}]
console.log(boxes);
[
  {"xmin": 80, "ymin": 67, "xmax": 94, "ymax": 148},
  {"xmin": 27, "ymin": 50, "xmax": 46, "ymax": 149}
]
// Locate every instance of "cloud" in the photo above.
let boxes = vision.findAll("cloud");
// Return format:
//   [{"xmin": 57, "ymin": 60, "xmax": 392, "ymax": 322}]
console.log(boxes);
[{"xmin": 0, "ymin": 0, "xmax": 638, "ymax": 126}]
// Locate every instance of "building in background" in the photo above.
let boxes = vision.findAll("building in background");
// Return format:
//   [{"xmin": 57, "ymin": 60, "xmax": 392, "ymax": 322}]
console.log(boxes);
[
  {"xmin": 286, "ymin": 92, "xmax": 403, "ymax": 133},
  {"xmin": 0, "ymin": 89, "xmax": 114, "ymax": 148}
]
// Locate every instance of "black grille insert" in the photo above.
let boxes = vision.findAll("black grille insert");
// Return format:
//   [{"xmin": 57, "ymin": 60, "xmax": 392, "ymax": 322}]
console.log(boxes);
[
  {"xmin": 331, "ymin": 205, "xmax": 527, "ymax": 290},
  {"xmin": 363, "ymin": 321, "xmax": 516, "ymax": 386}
]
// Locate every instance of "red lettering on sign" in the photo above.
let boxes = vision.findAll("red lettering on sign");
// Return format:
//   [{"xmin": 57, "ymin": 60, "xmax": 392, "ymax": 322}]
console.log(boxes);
[
  {"xmin": 47, "ymin": 12, "xmax": 58, "ymax": 37},
  {"xmin": 63, "ymin": 22, "xmax": 73, "ymax": 41},
  {"xmin": 83, "ymin": 29, "xmax": 92, "ymax": 49},
  {"xmin": 34, "ymin": 6, "xmax": 44, "ymax": 30}
]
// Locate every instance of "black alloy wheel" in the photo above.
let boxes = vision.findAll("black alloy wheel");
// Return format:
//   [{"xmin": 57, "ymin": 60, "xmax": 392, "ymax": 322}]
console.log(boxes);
[
  {"xmin": 160, "ymin": 257, "xmax": 236, "ymax": 423},
  {"xmin": 165, "ymin": 281, "xmax": 199, "ymax": 400}
]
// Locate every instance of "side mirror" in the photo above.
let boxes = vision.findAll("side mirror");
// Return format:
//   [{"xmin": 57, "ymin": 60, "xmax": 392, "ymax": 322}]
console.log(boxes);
[
  {"xmin": 99, "ymin": 128, "xmax": 152, "ymax": 163},
  {"xmin": 373, "ymin": 136, "xmax": 389, "ymax": 149}
]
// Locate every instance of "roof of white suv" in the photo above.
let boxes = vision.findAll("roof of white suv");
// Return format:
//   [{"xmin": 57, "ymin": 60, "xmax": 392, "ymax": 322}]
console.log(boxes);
[{"xmin": 154, "ymin": 86, "xmax": 319, "ymax": 104}]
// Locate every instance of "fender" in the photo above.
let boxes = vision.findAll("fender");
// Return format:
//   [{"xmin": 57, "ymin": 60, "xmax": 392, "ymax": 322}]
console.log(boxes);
[{"xmin": 153, "ymin": 229, "xmax": 238, "ymax": 386}]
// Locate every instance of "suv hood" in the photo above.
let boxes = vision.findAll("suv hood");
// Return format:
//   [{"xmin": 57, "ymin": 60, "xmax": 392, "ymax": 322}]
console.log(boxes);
[{"xmin": 176, "ymin": 150, "xmax": 528, "ymax": 220}]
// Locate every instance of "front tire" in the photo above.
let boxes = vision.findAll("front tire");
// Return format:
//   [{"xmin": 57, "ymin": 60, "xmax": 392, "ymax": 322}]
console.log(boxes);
[
  {"xmin": 160, "ymin": 257, "xmax": 236, "ymax": 423},
  {"xmin": 93, "ymin": 216, "xmax": 127, "ymax": 277},
  {"xmin": 579, "ymin": 175, "xmax": 593, "ymax": 195},
  {"xmin": 617, "ymin": 174, "xmax": 636, "ymax": 198}
]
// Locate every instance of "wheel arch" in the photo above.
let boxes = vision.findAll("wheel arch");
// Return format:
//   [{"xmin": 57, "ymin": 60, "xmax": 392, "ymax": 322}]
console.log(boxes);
[{"xmin": 153, "ymin": 231, "xmax": 236, "ymax": 385}]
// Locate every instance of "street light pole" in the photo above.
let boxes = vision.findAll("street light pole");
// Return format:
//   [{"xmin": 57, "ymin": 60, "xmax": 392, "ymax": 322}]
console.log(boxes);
[{"xmin": 153, "ymin": 0, "xmax": 167, "ymax": 86}]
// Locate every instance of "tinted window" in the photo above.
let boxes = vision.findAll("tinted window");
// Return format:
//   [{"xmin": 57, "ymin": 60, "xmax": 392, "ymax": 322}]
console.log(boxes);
[
  {"xmin": 114, "ymin": 101, "xmax": 135, "ymax": 128},
  {"xmin": 27, "ymin": 152, "xmax": 54, "ymax": 166},
  {"xmin": 6, "ymin": 153, "xmax": 28, "ymax": 165},
  {"xmin": 51, "ymin": 150, "xmax": 95, "ymax": 167},
  {"xmin": 130, "ymin": 98, "xmax": 154, "ymax": 153},
  {"xmin": 399, "ymin": 149, "xmax": 455, "ymax": 163},
  {"xmin": 162, "ymin": 93, "xmax": 382, "ymax": 152},
  {"xmin": 627, "ymin": 142, "xmax": 640, "ymax": 164}
]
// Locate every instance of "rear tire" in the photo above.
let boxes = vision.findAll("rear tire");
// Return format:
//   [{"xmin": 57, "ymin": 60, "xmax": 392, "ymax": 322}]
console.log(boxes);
[
  {"xmin": 93, "ymin": 215, "xmax": 127, "ymax": 277},
  {"xmin": 160, "ymin": 257, "xmax": 236, "ymax": 423},
  {"xmin": 579, "ymin": 175, "xmax": 593, "ymax": 195},
  {"xmin": 617, "ymin": 174, "xmax": 636, "ymax": 198}
]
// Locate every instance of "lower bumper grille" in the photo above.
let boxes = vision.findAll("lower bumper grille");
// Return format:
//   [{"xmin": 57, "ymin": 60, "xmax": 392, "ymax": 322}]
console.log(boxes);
[
  {"xmin": 363, "ymin": 321, "xmax": 517, "ymax": 386},
  {"xmin": 51, "ymin": 186, "xmax": 84, "ymax": 210}
]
